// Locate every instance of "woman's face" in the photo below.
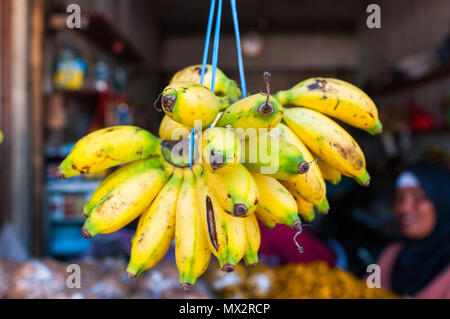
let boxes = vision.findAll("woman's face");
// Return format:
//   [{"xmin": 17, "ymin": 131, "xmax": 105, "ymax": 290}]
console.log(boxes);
[{"xmin": 393, "ymin": 186, "xmax": 436, "ymax": 240}]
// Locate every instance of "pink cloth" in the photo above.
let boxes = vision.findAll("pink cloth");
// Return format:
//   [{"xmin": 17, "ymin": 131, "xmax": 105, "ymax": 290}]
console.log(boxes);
[
  {"xmin": 377, "ymin": 242, "xmax": 450, "ymax": 299},
  {"xmin": 258, "ymin": 221, "xmax": 336, "ymax": 266}
]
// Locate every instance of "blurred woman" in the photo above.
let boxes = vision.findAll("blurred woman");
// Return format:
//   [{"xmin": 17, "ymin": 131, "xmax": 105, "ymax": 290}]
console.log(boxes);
[{"xmin": 377, "ymin": 163, "xmax": 450, "ymax": 298}]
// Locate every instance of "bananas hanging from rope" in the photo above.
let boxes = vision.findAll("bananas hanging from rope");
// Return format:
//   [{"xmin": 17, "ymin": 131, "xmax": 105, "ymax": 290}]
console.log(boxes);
[{"xmin": 56, "ymin": 66, "xmax": 381, "ymax": 292}]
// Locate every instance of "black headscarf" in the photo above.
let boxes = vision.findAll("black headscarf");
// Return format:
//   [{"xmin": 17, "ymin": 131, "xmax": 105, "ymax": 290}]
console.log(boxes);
[{"xmin": 391, "ymin": 162, "xmax": 450, "ymax": 296}]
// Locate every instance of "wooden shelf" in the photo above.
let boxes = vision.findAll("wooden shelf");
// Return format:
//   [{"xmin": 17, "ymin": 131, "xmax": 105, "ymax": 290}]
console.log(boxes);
[
  {"xmin": 49, "ymin": 13, "xmax": 142, "ymax": 65},
  {"xmin": 371, "ymin": 62, "xmax": 450, "ymax": 95}
]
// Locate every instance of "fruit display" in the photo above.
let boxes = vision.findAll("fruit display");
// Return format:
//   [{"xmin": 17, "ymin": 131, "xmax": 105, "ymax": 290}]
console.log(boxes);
[
  {"xmin": 56, "ymin": 63, "xmax": 382, "ymax": 292},
  {"xmin": 206, "ymin": 261, "xmax": 398, "ymax": 299}
]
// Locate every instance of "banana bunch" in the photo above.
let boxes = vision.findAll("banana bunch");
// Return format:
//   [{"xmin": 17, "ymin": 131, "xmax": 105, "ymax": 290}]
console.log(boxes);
[{"xmin": 57, "ymin": 65, "xmax": 381, "ymax": 292}]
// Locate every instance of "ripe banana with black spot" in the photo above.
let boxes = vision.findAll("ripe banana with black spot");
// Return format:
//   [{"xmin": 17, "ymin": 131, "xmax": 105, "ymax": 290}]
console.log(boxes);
[
  {"xmin": 201, "ymin": 127, "xmax": 241, "ymax": 174},
  {"xmin": 216, "ymin": 73, "xmax": 283, "ymax": 139},
  {"xmin": 57, "ymin": 126, "xmax": 161, "ymax": 179},
  {"xmin": 169, "ymin": 64, "xmax": 242, "ymax": 106},
  {"xmin": 283, "ymin": 107, "xmax": 370, "ymax": 186},
  {"xmin": 242, "ymin": 134, "xmax": 308, "ymax": 180},
  {"xmin": 243, "ymin": 214, "xmax": 261, "ymax": 266},
  {"xmin": 275, "ymin": 77, "xmax": 382, "ymax": 135},
  {"xmin": 269, "ymin": 123, "xmax": 329, "ymax": 213},
  {"xmin": 193, "ymin": 164, "xmax": 246, "ymax": 272},
  {"xmin": 81, "ymin": 160, "xmax": 173, "ymax": 238},
  {"xmin": 206, "ymin": 163, "xmax": 259, "ymax": 217},
  {"xmin": 84, "ymin": 156, "xmax": 171, "ymax": 217},
  {"xmin": 161, "ymin": 81, "xmax": 220, "ymax": 128},
  {"xmin": 250, "ymin": 172, "xmax": 301, "ymax": 230},
  {"xmin": 175, "ymin": 169, "xmax": 211, "ymax": 291},
  {"xmin": 126, "ymin": 168, "xmax": 183, "ymax": 278}
]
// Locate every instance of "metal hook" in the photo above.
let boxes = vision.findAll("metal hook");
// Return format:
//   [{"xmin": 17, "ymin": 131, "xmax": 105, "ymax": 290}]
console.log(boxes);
[
  {"xmin": 293, "ymin": 224, "xmax": 304, "ymax": 254},
  {"xmin": 153, "ymin": 92, "xmax": 163, "ymax": 112}
]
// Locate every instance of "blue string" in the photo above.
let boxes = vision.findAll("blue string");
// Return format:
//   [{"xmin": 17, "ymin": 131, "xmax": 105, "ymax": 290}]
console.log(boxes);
[
  {"xmin": 210, "ymin": 0, "xmax": 223, "ymax": 93},
  {"xmin": 200, "ymin": 0, "xmax": 216, "ymax": 85},
  {"xmin": 230, "ymin": 0, "xmax": 247, "ymax": 98},
  {"xmin": 189, "ymin": 128, "xmax": 195, "ymax": 169}
]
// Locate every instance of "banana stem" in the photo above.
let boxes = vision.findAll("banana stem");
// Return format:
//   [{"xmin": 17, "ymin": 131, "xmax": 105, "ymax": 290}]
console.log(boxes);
[{"xmin": 258, "ymin": 72, "xmax": 274, "ymax": 115}]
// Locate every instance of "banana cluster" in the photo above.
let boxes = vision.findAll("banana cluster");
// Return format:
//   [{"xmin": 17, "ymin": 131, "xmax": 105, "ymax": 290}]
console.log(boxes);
[{"xmin": 57, "ymin": 64, "xmax": 381, "ymax": 291}]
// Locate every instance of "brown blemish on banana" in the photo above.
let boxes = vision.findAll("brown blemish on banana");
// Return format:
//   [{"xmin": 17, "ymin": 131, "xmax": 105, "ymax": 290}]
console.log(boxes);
[
  {"xmin": 307, "ymin": 79, "xmax": 327, "ymax": 92},
  {"xmin": 206, "ymin": 196, "xmax": 218, "ymax": 251},
  {"xmin": 161, "ymin": 88, "xmax": 177, "ymax": 112}
]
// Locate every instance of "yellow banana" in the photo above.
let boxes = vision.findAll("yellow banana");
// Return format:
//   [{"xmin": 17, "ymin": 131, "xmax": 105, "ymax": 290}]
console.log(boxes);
[
  {"xmin": 283, "ymin": 107, "xmax": 370, "ymax": 186},
  {"xmin": 242, "ymin": 134, "xmax": 308, "ymax": 180},
  {"xmin": 250, "ymin": 172, "xmax": 301, "ymax": 231},
  {"xmin": 275, "ymin": 77, "xmax": 382, "ymax": 135},
  {"xmin": 83, "ymin": 156, "xmax": 170, "ymax": 216},
  {"xmin": 57, "ymin": 126, "xmax": 160, "ymax": 179},
  {"xmin": 169, "ymin": 64, "xmax": 241, "ymax": 98},
  {"xmin": 175, "ymin": 169, "xmax": 211, "ymax": 291},
  {"xmin": 127, "ymin": 168, "xmax": 183, "ymax": 278},
  {"xmin": 159, "ymin": 115, "xmax": 190, "ymax": 141},
  {"xmin": 317, "ymin": 159, "xmax": 342, "ymax": 185},
  {"xmin": 169, "ymin": 64, "xmax": 242, "ymax": 103},
  {"xmin": 201, "ymin": 127, "xmax": 241, "ymax": 174},
  {"xmin": 283, "ymin": 182, "xmax": 316, "ymax": 222},
  {"xmin": 216, "ymin": 73, "xmax": 283, "ymax": 139},
  {"xmin": 206, "ymin": 163, "xmax": 259, "ymax": 217},
  {"xmin": 161, "ymin": 81, "xmax": 220, "ymax": 128},
  {"xmin": 81, "ymin": 161, "xmax": 173, "ymax": 238},
  {"xmin": 255, "ymin": 207, "xmax": 277, "ymax": 229},
  {"xmin": 0, "ymin": 130, "xmax": 3, "ymax": 144},
  {"xmin": 243, "ymin": 214, "xmax": 261, "ymax": 266},
  {"xmin": 269, "ymin": 123, "xmax": 329, "ymax": 213},
  {"xmin": 193, "ymin": 164, "xmax": 246, "ymax": 272}
]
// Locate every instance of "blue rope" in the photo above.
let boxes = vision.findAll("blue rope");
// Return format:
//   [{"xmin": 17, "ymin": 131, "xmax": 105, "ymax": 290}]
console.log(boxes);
[
  {"xmin": 189, "ymin": 128, "xmax": 195, "ymax": 169},
  {"xmin": 230, "ymin": 0, "xmax": 247, "ymax": 98},
  {"xmin": 200, "ymin": 0, "xmax": 216, "ymax": 85},
  {"xmin": 210, "ymin": 0, "xmax": 223, "ymax": 93}
]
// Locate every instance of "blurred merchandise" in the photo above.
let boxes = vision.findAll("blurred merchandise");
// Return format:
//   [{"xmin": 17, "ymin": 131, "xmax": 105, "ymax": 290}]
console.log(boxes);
[
  {"xmin": 0, "ymin": 257, "xmax": 213, "ymax": 299},
  {"xmin": 53, "ymin": 45, "xmax": 87, "ymax": 91},
  {"xmin": 95, "ymin": 57, "xmax": 112, "ymax": 92},
  {"xmin": 205, "ymin": 261, "xmax": 398, "ymax": 299},
  {"xmin": 408, "ymin": 99, "xmax": 436, "ymax": 132},
  {"xmin": 45, "ymin": 93, "xmax": 67, "ymax": 146}
]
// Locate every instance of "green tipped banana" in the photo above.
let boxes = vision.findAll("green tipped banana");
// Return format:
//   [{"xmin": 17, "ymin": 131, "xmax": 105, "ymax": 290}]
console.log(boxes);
[
  {"xmin": 81, "ymin": 161, "xmax": 173, "ymax": 238},
  {"xmin": 170, "ymin": 64, "xmax": 242, "ymax": 101},
  {"xmin": 57, "ymin": 126, "xmax": 160, "ymax": 179},
  {"xmin": 161, "ymin": 81, "xmax": 220, "ymax": 129},
  {"xmin": 242, "ymin": 134, "xmax": 308, "ymax": 180},
  {"xmin": 275, "ymin": 77, "xmax": 382, "ymax": 135},
  {"xmin": 83, "ymin": 156, "xmax": 170, "ymax": 216},
  {"xmin": 201, "ymin": 127, "xmax": 241, "ymax": 174},
  {"xmin": 206, "ymin": 163, "xmax": 259, "ymax": 217},
  {"xmin": 283, "ymin": 107, "xmax": 370, "ymax": 186},
  {"xmin": 216, "ymin": 72, "xmax": 284, "ymax": 138}
]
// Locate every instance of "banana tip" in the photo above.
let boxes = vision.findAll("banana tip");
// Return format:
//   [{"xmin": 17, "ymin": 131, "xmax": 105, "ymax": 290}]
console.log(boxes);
[
  {"xmin": 126, "ymin": 271, "xmax": 137, "ymax": 279},
  {"xmin": 298, "ymin": 161, "xmax": 310, "ymax": 174},
  {"xmin": 56, "ymin": 167, "xmax": 65, "ymax": 179},
  {"xmin": 247, "ymin": 263, "xmax": 258, "ymax": 268},
  {"xmin": 221, "ymin": 264, "xmax": 236, "ymax": 273},
  {"xmin": 363, "ymin": 180, "xmax": 370, "ymax": 187},
  {"xmin": 81, "ymin": 227, "xmax": 92, "ymax": 239},
  {"xmin": 180, "ymin": 283, "xmax": 193, "ymax": 292},
  {"xmin": 233, "ymin": 204, "xmax": 248, "ymax": 217}
]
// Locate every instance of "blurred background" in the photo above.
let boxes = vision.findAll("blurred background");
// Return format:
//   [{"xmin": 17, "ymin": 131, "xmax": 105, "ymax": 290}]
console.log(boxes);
[{"xmin": 0, "ymin": 0, "xmax": 449, "ymax": 298}]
